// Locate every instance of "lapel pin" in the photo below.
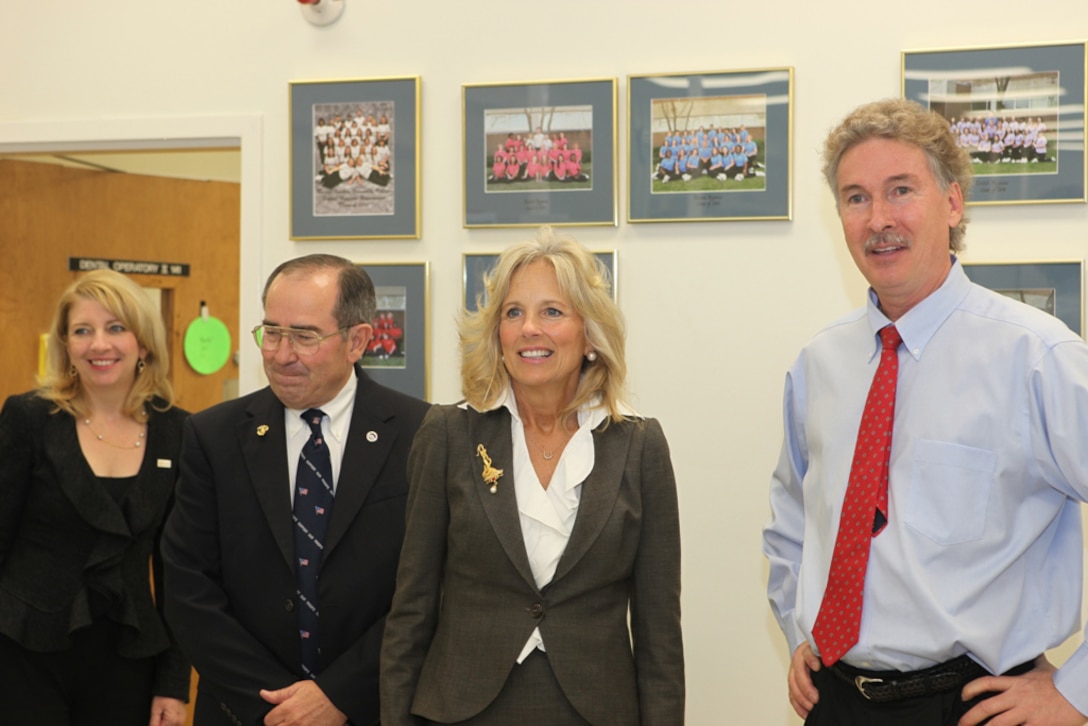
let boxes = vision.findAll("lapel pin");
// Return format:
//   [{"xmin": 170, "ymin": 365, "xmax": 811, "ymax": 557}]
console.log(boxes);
[
  {"xmin": 366, "ymin": 430, "xmax": 378, "ymax": 442},
  {"xmin": 256, "ymin": 425, "xmax": 269, "ymax": 437},
  {"xmin": 156, "ymin": 459, "xmax": 172, "ymax": 469},
  {"xmin": 476, "ymin": 444, "xmax": 504, "ymax": 494}
]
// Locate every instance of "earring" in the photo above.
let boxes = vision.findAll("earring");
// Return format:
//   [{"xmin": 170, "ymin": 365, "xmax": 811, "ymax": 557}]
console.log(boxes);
[
  {"xmin": 586, "ymin": 351, "xmax": 598, "ymax": 362},
  {"xmin": 136, "ymin": 359, "xmax": 146, "ymax": 374},
  {"xmin": 68, "ymin": 364, "xmax": 78, "ymax": 378}
]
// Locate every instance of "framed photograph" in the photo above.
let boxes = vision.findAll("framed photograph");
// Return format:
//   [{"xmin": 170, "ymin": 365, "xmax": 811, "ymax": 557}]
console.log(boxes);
[
  {"xmin": 963, "ymin": 260, "xmax": 1083, "ymax": 336},
  {"xmin": 627, "ymin": 67, "xmax": 793, "ymax": 223},
  {"xmin": 462, "ymin": 78, "xmax": 617, "ymax": 228},
  {"xmin": 463, "ymin": 251, "xmax": 616, "ymax": 312},
  {"xmin": 357, "ymin": 262, "xmax": 430, "ymax": 400},
  {"xmin": 902, "ymin": 42, "xmax": 1086, "ymax": 205},
  {"xmin": 290, "ymin": 76, "xmax": 421, "ymax": 240}
]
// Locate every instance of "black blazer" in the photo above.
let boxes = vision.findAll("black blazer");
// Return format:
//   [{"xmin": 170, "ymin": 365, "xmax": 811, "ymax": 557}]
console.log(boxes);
[
  {"xmin": 163, "ymin": 368, "xmax": 429, "ymax": 726},
  {"xmin": 0, "ymin": 391, "xmax": 191, "ymax": 700}
]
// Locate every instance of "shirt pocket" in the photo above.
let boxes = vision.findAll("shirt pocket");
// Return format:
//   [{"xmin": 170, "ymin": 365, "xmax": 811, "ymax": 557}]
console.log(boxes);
[{"xmin": 905, "ymin": 439, "xmax": 995, "ymax": 545}]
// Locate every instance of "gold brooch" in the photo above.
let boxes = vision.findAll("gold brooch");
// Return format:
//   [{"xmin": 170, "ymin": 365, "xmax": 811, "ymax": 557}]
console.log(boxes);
[
  {"xmin": 476, "ymin": 444, "xmax": 504, "ymax": 494},
  {"xmin": 256, "ymin": 425, "xmax": 269, "ymax": 437}
]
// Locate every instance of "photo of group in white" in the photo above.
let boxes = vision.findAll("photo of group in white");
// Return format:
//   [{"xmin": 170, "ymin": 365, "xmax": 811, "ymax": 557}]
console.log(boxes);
[
  {"xmin": 650, "ymin": 94, "xmax": 767, "ymax": 193},
  {"xmin": 926, "ymin": 70, "xmax": 1059, "ymax": 177},
  {"xmin": 312, "ymin": 101, "xmax": 396, "ymax": 217},
  {"xmin": 483, "ymin": 105, "xmax": 593, "ymax": 191}
]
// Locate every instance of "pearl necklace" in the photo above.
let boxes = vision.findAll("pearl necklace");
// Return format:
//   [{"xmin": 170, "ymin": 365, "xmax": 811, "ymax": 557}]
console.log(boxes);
[{"xmin": 82, "ymin": 417, "xmax": 146, "ymax": 449}]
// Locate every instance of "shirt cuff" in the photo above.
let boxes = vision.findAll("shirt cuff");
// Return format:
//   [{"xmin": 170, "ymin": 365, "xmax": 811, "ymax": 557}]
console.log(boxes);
[
  {"xmin": 784, "ymin": 617, "xmax": 806, "ymax": 659},
  {"xmin": 1054, "ymin": 642, "xmax": 1088, "ymax": 718}
]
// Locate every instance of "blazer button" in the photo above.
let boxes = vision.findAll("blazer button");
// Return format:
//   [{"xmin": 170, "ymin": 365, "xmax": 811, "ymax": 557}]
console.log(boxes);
[
  {"xmin": 528, "ymin": 602, "xmax": 544, "ymax": 619},
  {"xmin": 284, "ymin": 598, "xmax": 295, "ymax": 613}
]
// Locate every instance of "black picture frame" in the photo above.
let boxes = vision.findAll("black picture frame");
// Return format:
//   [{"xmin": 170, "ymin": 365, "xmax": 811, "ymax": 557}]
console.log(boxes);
[
  {"xmin": 903, "ymin": 42, "xmax": 1086, "ymax": 205},
  {"xmin": 463, "ymin": 78, "xmax": 617, "ymax": 228},
  {"xmin": 357, "ymin": 262, "xmax": 429, "ymax": 399},
  {"xmin": 628, "ymin": 67, "xmax": 793, "ymax": 222},
  {"xmin": 290, "ymin": 76, "xmax": 421, "ymax": 239},
  {"xmin": 462, "ymin": 251, "xmax": 617, "ymax": 311},
  {"xmin": 963, "ymin": 260, "xmax": 1083, "ymax": 335}
]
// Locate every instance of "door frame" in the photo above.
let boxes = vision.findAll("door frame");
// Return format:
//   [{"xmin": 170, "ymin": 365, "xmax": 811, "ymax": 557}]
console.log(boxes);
[{"xmin": 0, "ymin": 114, "xmax": 265, "ymax": 394}]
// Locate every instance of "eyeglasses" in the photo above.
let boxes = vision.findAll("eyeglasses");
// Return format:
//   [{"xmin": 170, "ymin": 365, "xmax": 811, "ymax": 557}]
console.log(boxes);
[{"xmin": 251, "ymin": 324, "xmax": 356, "ymax": 356}]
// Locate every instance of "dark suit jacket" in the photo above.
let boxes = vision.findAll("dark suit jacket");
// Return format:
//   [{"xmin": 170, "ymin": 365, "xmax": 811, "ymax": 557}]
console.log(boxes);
[
  {"xmin": 163, "ymin": 368, "xmax": 429, "ymax": 726},
  {"xmin": 0, "ymin": 392, "xmax": 191, "ymax": 700},
  {"xmin": 380, "ymin": 405, "xmax": 685, "ymax": 726}
]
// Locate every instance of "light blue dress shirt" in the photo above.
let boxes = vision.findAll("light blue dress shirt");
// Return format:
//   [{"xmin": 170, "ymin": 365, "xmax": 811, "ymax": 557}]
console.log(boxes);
[{"xmin": 763, "ymin": 258, "xmax": 1088, "ymax": 715}]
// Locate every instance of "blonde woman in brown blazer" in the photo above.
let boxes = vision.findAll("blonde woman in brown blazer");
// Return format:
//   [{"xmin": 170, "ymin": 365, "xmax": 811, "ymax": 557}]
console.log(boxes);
[{"xmin": 381, "ymin": 228, "xmax": 684, "ymax": 725}]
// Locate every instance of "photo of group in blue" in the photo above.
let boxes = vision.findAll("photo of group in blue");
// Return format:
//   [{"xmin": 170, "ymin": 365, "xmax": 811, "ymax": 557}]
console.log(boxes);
[
  {"xmin": 483, "ymin": 105, "xmax": 593, "ymax": 191},
  {"xmin": 650, "ymin": 94, "xmax": 767, "ymax": 193},
  {"xmin": 312, "ymin": 101, "xmax": 396, "ymax": 217},
  {"xmin": 926, "ymin": 71, "xmax": 1059, "ymax": 177}
]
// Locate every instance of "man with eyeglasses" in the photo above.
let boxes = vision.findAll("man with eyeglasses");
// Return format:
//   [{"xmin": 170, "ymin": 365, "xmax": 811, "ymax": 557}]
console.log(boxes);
[{"xmin": 163, "ymin": 254, "xmax": 430, "ymax": 726}]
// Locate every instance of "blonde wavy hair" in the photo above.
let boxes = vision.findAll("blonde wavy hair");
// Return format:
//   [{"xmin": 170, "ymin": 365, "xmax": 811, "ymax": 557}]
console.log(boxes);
[
  {"xmin": 822, "ymin": 98, "xmax": 974, "ymax": 252},
  {"xmin": 38, "ymin": 269, "xmax": 173, "ymax": 419},
  {"xmin": 460, "ymin": 227, "xmax": 629, "ymax": 425}
]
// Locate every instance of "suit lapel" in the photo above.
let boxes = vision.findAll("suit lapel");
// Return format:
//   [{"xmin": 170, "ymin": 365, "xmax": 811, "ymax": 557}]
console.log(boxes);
[
  {"xmin": 239, "ymin": 389, "xmax": 295, "ymax": 570},
  {"xmin": 122, "ymin": 408, "xmax": 178, "ymax": 535},
  {"xmin": 552, "ymin": 420, "xmax": 632, "ymax": 583},
  {"xmin": 324, "ymin": 371, "xmax": 395, "ymax": 556},
  {"xmin": 467, "ymin": 408, "xmax": 537, "ymax": 589}
]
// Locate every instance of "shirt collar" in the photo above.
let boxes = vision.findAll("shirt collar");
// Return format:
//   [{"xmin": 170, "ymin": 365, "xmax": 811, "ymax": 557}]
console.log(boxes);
[
  {"xmin": 865, "ymin": 255, "xmax": 972, "ymax": 362},
  {"xmin": 466, "ymin": 385, "xmax": 626, "ymax": 431},
  {"xmin": 285, "ymin": 368, "xmax": 357, "ymax": 444}
]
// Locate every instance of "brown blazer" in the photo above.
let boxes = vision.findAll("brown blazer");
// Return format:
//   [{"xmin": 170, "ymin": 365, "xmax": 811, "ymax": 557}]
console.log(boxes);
[{"xmin": 381, "ymin": 404, "xmax": 684, "ymax": 725}]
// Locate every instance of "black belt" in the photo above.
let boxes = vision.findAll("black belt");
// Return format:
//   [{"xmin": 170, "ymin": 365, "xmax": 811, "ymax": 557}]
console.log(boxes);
[{"xmin": 830, "ymin": 655, "xmax": 988, "ymax": 703}]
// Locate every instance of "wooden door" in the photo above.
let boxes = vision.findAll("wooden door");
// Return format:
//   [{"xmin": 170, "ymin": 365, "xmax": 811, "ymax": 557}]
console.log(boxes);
[
  {"xmin": 0, "ymin": 157, "xmax": 240, "ymax": 413},
  {"xmin": 0, "ymin": 157, "xmax": 240, "ymax": 724}
]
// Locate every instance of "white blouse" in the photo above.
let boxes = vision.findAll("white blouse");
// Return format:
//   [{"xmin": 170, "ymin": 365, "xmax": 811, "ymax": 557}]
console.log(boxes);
[{"xmin": 469, "ymin": 388, "xmax": 615, "ymax": 663}]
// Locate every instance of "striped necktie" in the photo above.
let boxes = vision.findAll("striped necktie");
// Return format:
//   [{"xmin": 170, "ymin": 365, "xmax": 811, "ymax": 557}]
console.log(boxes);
[{"xmin": 293, "ymin": 408, "xmax": 335, "ymax": 677}]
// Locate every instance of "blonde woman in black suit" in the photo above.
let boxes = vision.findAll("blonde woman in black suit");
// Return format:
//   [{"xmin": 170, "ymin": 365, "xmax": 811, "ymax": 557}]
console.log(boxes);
[
  {"xmin": 0, "ymin": 270, "xmax": 189, "ymax": 726},
  {"xmin": 381, "ymin": 227, "xmax": 685, "ymax": 725}
]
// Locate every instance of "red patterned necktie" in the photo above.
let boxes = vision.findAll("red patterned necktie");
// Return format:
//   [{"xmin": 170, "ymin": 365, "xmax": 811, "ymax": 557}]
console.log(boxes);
[{"xmin": 812, "ymin": 325, "xmax": 902, "ymax": 666}]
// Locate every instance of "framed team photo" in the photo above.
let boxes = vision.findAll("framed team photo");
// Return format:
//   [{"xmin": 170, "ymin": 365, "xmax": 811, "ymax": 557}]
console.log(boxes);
[
  {"xmin": 290, "ymin": 76, "xmax": 421, "ymax": 239},
  {"xmin": 356, "ymin": 262, "xmax": 430, "ymax": 400},
  {"xmin": 462, "ymin": 78, "xmax": 617, "ymax": 228},
  {"xmin": 627, "ymin": 67, "xmax": 794, "ymax": 223},
  {"xmin": 902, "ymin": 42, "xmax": 1086, "ymax": 206},
  {"xmin": 463, "ymin": 250, "xmax": 616, "ymax": 312},
  {"xmin": 963, "ymin": 260, "xmax": 1084, "ymax": 336}
]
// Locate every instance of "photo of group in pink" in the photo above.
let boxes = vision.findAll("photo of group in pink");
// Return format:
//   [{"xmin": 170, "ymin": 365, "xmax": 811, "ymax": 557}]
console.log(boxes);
[
  {"xmin": 362, "ymin": 290, "xmax": 408, "ymax": 370},
  {"xmin": 483, "ymin": 106, "xmax": 593, "ymax": 190}
]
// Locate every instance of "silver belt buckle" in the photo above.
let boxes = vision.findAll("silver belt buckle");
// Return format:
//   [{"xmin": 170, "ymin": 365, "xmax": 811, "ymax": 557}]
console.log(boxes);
[{"xmin": 854, "ymin": 675, "xmax": 884, "ymax": 700}]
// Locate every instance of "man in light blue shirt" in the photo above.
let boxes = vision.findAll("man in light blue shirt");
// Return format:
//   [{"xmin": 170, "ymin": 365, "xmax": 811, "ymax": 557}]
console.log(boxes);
[{"xmin": 763, "ymin": 98, "xmax": 1088, "ymax": 725}]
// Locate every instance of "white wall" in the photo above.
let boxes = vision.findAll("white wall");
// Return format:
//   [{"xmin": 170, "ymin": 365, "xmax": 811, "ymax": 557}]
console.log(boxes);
[{"xmin": 3, "ymin": 3, "xmax": 1086, "ymax": 723}]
